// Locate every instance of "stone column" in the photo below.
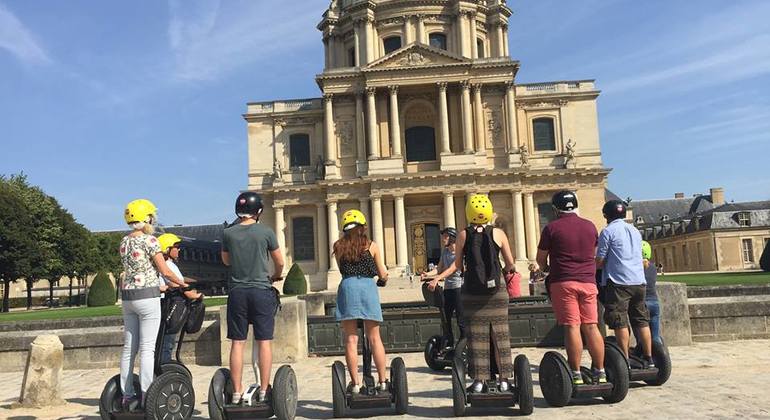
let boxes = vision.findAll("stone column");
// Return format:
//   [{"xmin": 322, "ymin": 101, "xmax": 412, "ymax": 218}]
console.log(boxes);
[
  {"xmin": 505, "ymin": 81, "xmax": 518, "ymax": 152},
  {"xmin": 469, "ymin": 13, "xmax": 478, "ymax": 58},
  {"xmin": 366, "ymin": 87, "xmax": 379, "ymax": 159},
  {"xmin": 416, "ymin": 15, "xmax": 425, "ymax": 44},
  {"xmin": 358, "ymin": 198, "xmax": 370, "ymax": 227},
  {"xmin": 438, "ymin": 82, "xmax": 451, "ymax": 154},
  {"xmin": 472, "ymin": 84, "xmax": 485, "ymax": 152},
  {"xmin": 388, "ymin": 86, "xmax": 402, "ymax": 157},
  {"xmin": 503, "ymin": 24, "xmax": 509, "ymax": 56},
  {"xmin": 354, "ymin": 22, "xmax": 361, "ymax": 67},
  {"xmin": 511, "ymin": 191, "xmax": 527, "ymax": 261},
  {"xmin": 461, "ymin": 81, "xmax": 474, "ymax": 153},
  {"xmin": 329, "ymin": 35, "xmax": 338, "ymax": 68},
  {"xmin": 327, "ymin": 201, "xmax": 339, "ymax": 271},
  {"xmin": 316, "ymin": 204, "xmax": 328, "ymax": 272},
  {"xmin": 324, "ymin": 37, "xmax": 331, "ymax": 69},
  {"xmin": 457, "ymin": 12, "xmax": 468, "ymax": 57},
  {"xmin": 404, "ymin": 17, "xmax": 414, "ymax": 44},
  {"xmin": 364, "ymin": 18, "xmax": 374, "ymax": 64},
  {"xmin": 523, "ymin": 192, "xmax": 537, "ymax": 260},
  {"xmin": 394, "ymin": 195, "xmax": 408, "ymax": 268},
  {"xmin": 495, "ymin": 23, "xmax": 505, "ymax": 57},
  {"xmin": 275, "ymin": 205, "xmax": 286, "ymax": 264},
  {"xmin": 324, "ymin": 94, "xmax": 336, "ymax": 164},
  {"xmin": 355, "ymin": 91, "xmax": 366, "ymax": 162},
  {"xmin": 19, "ymin": 335, "xmax": 64, "ymax": 407},
  {"xmin": 371, "ymin": 196, "xmax": 384, "ymax": 250},
  {"xmin": 443, "ymin": 192, "xmax": 456, "ymax": 228}
]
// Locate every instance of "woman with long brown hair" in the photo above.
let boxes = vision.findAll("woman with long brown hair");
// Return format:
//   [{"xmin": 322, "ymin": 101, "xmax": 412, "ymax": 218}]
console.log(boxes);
[{"xmin": 333, "ymin": 209, "xmax": 389, "ymax": 393}]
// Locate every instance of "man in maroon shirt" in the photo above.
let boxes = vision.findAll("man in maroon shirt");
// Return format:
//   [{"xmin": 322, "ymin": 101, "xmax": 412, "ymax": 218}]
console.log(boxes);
[{"xmin": 536, "ymin": 190, "xmax": 606, "ymax": 385}]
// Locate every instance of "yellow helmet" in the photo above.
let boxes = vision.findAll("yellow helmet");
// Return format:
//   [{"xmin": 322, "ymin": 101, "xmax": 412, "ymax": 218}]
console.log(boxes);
[
  {"xmin": 466, "ymin": 194, "xmax": 493, "ymax": 225},
  {"xmin": 158, "ymin": 233, "xmax": 182, "ymax": 254},
  {"xmin": 341, "ymin": 209, "xmax": 367, "ymax": 232},
  {"xmin": 124, "ymin": 199, "xmax": 157, "ymax": 224}
]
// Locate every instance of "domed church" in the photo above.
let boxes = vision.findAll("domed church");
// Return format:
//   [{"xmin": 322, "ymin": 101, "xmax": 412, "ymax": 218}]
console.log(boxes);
[{"xmin": 244, "ymin": 0, "xmax": 610, "ymax": 291}]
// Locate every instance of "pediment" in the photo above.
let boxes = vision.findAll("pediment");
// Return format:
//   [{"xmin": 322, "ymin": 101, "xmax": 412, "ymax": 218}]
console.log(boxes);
[{"xmin": 365, "ymin": 43, "xmax": 469, "ymax": 70}]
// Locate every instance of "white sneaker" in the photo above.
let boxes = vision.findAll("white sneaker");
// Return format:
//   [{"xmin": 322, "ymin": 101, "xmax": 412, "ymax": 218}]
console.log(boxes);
[
  {"xmin": 231, "ymin": 392, "xmax": 242, "ymax": 405},
  {"xmin": 378, "ymin": 382, "xmax": 388, "ymax": 392},
  {"xmin": 471, "ymin": 380, "xmax": 484, "ymax": 393},
  {"xmin": 499, "ymin": 380, "xmax": 510, "ymax": 392},
  {"xmin": 348, "ymin": 382, "xmax": 360, "ymax": 394}
]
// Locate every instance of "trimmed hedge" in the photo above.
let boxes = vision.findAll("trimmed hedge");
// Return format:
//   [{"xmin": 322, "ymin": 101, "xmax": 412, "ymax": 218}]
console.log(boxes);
[
  {"xmin": 87, "ymin": 271, "xmax": 117, "ymax": 307},
  {"xmin": 761, "ymin": 240, "xmax": 770, "ymax": 272},
  {"xmin": 283, "ymin": 263, "xmax": 307, "ymax": 296}
]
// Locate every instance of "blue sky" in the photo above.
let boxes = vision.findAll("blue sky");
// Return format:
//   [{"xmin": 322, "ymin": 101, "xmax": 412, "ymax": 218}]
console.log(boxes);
[{"xmin": 1, "ymin": 0, "xmax": 768, "ymax": 231}]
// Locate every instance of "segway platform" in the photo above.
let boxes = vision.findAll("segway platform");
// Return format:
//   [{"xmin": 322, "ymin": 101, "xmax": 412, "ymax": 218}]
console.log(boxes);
[
  {"xmin": 347, "ymin": 387, "xmax": 394, "ymax": 410},
  {"xmin": 606, "ymin": 336, "xmax": 672, "ymax": 386},
  {"xmin": 209, "ymin": 365, "xmax": 298, "ymax": 420}
]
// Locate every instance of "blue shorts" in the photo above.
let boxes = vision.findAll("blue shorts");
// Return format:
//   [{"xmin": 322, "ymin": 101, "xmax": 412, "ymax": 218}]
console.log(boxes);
[{"xmin": 227, "ymin": 288, "xmax": 278, "ymax": 341}]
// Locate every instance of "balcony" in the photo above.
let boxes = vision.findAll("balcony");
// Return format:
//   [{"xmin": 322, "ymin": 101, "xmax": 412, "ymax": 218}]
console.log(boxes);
[
  {"xmin": 246, "ymin": 98, "xmax": 322, "ymax": 115},
  {"xmin": 516, "ymin": 80, "xmax": 596, "ymax": 97}
]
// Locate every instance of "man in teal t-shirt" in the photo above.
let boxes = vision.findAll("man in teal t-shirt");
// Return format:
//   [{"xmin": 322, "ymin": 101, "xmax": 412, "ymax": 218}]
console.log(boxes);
[{"xmin": 221, "ymin": 192, "xmax": 284, "ymax": 404}]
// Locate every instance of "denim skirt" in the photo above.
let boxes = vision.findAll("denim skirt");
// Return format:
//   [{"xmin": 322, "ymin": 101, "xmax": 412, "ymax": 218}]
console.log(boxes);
[{"xmin": 335, "ymin": 276, "xmax": 383, "ymax": 322}]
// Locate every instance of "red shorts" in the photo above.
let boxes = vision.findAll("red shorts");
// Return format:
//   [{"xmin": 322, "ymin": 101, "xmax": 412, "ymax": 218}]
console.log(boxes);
[{"xmin": 550, "ymin": 281, "xmax": 599, "ymax": 326}]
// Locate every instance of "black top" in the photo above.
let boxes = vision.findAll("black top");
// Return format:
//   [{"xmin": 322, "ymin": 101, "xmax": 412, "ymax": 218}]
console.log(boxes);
[
  {"xmin": 644, "ymin": 264, "xmax": 658, "ymax": 299},
  {"xmin": 339, "ymin": 250, "xmax": 378, "ymax": 278}
]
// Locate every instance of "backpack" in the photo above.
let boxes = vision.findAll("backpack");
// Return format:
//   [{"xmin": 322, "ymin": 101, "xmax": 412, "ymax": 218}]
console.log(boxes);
[
  {"xmin": 164, "ymin": 292, "xmax": 188, "ymax": 335},
  {"xmin": 463, "ymin": 225, "xmax": 502, "ymax": 295},
  {"xmin": 184, "ymin": 297, "xmax": 206, "ymax": 334}
]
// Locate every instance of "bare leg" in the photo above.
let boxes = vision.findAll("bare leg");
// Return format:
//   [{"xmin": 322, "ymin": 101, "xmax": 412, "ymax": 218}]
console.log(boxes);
[
  {"xmin": 364, "ymin": 320, "xmax": 388, "ymax": 384},
  {"xmin": 563, "ymin": 325, "xmax": 583, "ymax": 371},
  {"xmin": 341, "ymin": 320, "xmax": 359, "ymax": 385},
  {"xmin": 636, "ymin": 325, "xmax": 653, "ymax": 357},
  {"xmin": 581, "ymin": 323, "xmax": 604, "ymax": 370},
  {"xmin": 256, "ymin": 340, "xmax": 273, "ymax": 388},
  {"xmin": 230, "ymin": 340, "xmax": 246, "ymax": 394},
  {"xmin": 614, "ymin": 327, "xmax": 630, "ymax": 358}
]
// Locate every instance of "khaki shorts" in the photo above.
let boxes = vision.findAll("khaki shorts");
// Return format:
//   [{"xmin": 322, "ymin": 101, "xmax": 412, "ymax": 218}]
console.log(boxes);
[{"xmin": 602, "ymin": 281, "xmax": 649, "ymax": 329}]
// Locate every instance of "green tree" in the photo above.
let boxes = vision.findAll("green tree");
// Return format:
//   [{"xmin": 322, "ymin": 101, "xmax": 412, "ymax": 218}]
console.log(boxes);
[
  {"xmin": 3, "ymin": 174, "xmax": 63, "ymax": 309},
  {"xmin": 50, "ymin": 204, "xmax": 93, "ymax": 306},
  {"xmin": 283, "ymin": 263, "xmax": 307, "ymax": 296},
  {"xmin": 87, "ymin": 271, "xmax": 116, "ymax": 307},
  {"xmin": 0, "ymin": 181, "xmax": 37, "ymax": 312}
]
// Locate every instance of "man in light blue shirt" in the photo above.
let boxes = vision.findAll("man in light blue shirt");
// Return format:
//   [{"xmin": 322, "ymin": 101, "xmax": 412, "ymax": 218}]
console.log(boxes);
[{"xmin": 596, "ymin": 200, "xmax": 655, "ymax": 367}]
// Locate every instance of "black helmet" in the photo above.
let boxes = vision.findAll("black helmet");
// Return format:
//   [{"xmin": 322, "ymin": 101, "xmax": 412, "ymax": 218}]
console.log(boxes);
[
  {"xmin": 440, "ymin": 227, "xmax": 458, "ymax": 239},
  {"xmin": 235, "ymin": 192, "xmax": 263, "ymax": 217},
  {"xmin": 552, "ymin": 190, "xmax": 579, "ymax": 212},
  {"xmin": 602, "ymin": 200, "xmax": 627, "ymax": 221}
]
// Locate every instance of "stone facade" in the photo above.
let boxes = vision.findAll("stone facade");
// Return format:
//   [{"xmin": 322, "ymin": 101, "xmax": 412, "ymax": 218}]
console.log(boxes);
[{"xmin": 245, "ymin": 0, "xmax": 610, "ymax": 290}]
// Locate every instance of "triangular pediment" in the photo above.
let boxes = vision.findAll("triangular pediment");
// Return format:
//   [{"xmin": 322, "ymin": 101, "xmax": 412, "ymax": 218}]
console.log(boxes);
[{"xmin": 365, "ymin": 43, "xmax": 469, "ymax": 70}]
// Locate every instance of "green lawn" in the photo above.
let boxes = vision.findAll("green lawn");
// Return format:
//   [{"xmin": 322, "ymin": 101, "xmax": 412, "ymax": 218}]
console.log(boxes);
[
  {"xmin": 663, "ymin": 271, "xmax": 770, "ymax": 286},
  {"xmin": 0, "ymin": 296, "xmax": 229, "ymax": 322}
]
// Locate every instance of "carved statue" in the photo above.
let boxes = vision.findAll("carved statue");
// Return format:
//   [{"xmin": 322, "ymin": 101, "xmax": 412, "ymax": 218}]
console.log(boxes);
[
  {"xmin": 398, "ymin": 52, "xmax": 429, "ymax": 66},
  {"xmin": 565, "ymin": 138, "xmax": 576, "ymax": 167},
  {"xmin": 273, "ymin": 159, "xmax": 282, "ymax": 180},
  {"xmin": 315, "ymin": 155, "xmax": 325, "ymax": 180},
  {"xmin": 519, "ymin": 144, "xmax": 530, "ymax": 166}
]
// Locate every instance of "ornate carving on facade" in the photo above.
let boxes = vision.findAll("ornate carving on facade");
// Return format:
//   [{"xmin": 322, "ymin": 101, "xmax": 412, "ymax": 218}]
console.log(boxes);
[
  {"xmin": 376, "ymin": 17, "xmax": 404, "ymax": 27},
  {"xmin": 323, "ymin": 93, "xmax": 334, "ymax": 102},
  {"xmin": 424, "ymin": 15, "xmax": 451, "ymax": 23},
  {"xmin": 516, "ymin": 99, "xmax": 568, "ymax": 109},
  {"xmin": 284, "ymin": 117, "xmax": 319, "ymax": 126},
  {"xmin": 437, "ymin": 81, "xmax": 448, "ymax": 92},
  {"xmin": 565, "ymin": 138, "xmax": 577, "ymax": 168},
  {"xmin": 406, "ymin": 206, "xmax": 441, "ymax": 220},
  {"xmin": 519, "ymin": 143, "xmax": 530, "ymax": 166},
  {"xmin": 397, "ymin": 52, "xmax": 431, "ymax": 66},
  {"xmin": 388, "ymin": 85, "xmax": 399, "ymax": 95},
  {"xmin": 486, "ymin": 110, "xmax": 504, "ymax": 147},
  {"xmin": 273, "ymin": 118, "xmax": 287, "ymax": 127},
  {"xmin": 460, "ymin": 80, "xmax": 471, "ymax": 90},
  {"xmin": 273, "ymin": 159, "xmax": 283, "ymax": 180},
  {"xmin": 315, "ymin": 155, "xmax": 325, "ymax": 180},
  {"xmin": 335, "ymin": 119, "xmax": 355, "ymax": 157},
  {"xmin": 365, "ymin": 86, "xmax": 377, "ymax": 96}
]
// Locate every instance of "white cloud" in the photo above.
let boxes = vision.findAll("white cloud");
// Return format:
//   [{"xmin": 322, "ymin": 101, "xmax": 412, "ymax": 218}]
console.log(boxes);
[
  {"xmin": 0, "ymin": 2, "xmax": 50, "ymax": 65},
  {"xmin": 167, "ymin": 0, "xmax": 319, "ymax": 82}
]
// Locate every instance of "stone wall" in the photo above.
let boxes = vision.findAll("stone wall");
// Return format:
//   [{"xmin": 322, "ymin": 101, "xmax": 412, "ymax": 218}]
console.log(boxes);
[{"xmin": 689, "ymin": 295, "xmax": 770, "ymax": 341}]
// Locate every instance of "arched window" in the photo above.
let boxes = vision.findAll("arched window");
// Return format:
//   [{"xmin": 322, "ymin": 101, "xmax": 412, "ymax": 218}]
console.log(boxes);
[
  {"xmin": 289, "ymin": 133, "xmax": 310, "ymax": 167},
  {"xmin": 383, "ymin": 36, "xmax": 402, "ymax": 54},
  {"xmin": 429, "ymin": 33, "xmax": 447, "ymax": 50},
  {"xmin": 292, "ymin": 217, "xmax": 315, "ymax": 261},
  {"xmin": 405, "ymin": 126, "xmax": 436, "ymax": 162},
  {"xmin": 476, "ymin": 39, "xmax": 485, "ymax": 58},
  {"xmin": 532, "ymin": 117, "xmax": 556, "ymax": 151}
]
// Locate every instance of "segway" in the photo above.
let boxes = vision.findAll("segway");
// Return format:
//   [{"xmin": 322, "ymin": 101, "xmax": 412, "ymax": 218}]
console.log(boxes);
[
  {"xmin": 99, "ymin": 288, "xmax": 201, "ymax": 420},
  {"xmin": 607, "ymin": 335, "xmax": 672, "ymax": 386},
  {"xmin": 421, "ymin": 280, "xmax": 468, "ymax": 372},
  {"xmin": 208, "ymin": 289, "xmax": 298, "ymax": 420},
  {"xmin": 331, "ymin": 320, "xmax": 409, "ymax": 417},
  {"xmin": 450, "ymin": 338, "xmax": 533, "ymax": 416},
  {"xmin": 538, "ymin": 340, "xmax": 629, "ymax": 407}
]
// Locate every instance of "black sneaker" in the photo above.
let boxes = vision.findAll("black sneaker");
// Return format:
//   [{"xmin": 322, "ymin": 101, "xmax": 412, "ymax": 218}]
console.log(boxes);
[{"xmin": 644, "ymin": 356, "xmax": 656, "ymax": 369}]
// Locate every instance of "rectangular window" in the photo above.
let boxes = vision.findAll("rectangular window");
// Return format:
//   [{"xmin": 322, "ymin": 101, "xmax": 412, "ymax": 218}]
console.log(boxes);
[
  {"xmin": 537, "ymin": 202, "xmax": 556, "ymax": 231},
  {"xmin": 348, "ymin": 47, "xmax": 356, "ymax": 67},
  {"xmin": 429, "ymin": 33, "xmax": 447, "ymax": 50},
  {"xmin": 532, "ymin": 118, "xmax": 556, "ymax": 151},
  {"xmin": 742, "ymin": 239, "xmax": 754, "ymax": 263},
  {"xmin": 737, "ymin": 212, "xmax": 751, "ymax": 227},
  {"xmin": 289, "ymin": 134, "xmax": 311, "ymax": 167},
  {"xmin": 292, "ymin": 217, "xmax": 315, "ymax": 261}
]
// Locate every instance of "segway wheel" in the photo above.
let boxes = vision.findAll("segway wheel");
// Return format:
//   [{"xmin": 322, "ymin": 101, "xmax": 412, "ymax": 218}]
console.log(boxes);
[
  {"xmin": 424, "ymin": 335, "xmax": 444, "ymax": 371},
  {"xmin": 208, "ymin": 368, "xmax": 233, "ymax": 420},
  {"xmin": 450, "ymin": 359, "xmax": 467, "ymax": 416},
  {"xmin": 145, "ymin": 372, "xmax": 195, "ymax": 420},
  {"xmin": 538, "ymin": 351, "xmax": 572, "ymax": 407},
  {"xmin": 273, "ymin": 365, "xmax": 298, "ymax": 420},
  {"xmin": 514, "ymin": 354, "xmax": 534, "ymax": 415},
  {"xmin": 161, "ymin": 361, "xmax": 192, "ymax": 379},
  {"xmin": 331, "ymin": 361, "xmax": 347, "ymax": 418},
  {"xmin": 391, "ymin": 357, "xmax": 409, "ymax": 414},
  {"xmin": 99, "ymin": 373, "xmax": 140, "ymax": 420},
  {"xmin": 645, "ymin": 339, "xmax": 672, "ymax": 386},
  {"xmin": 603, "ymin": 343, "xmax": 629, "ymax": 403}
]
